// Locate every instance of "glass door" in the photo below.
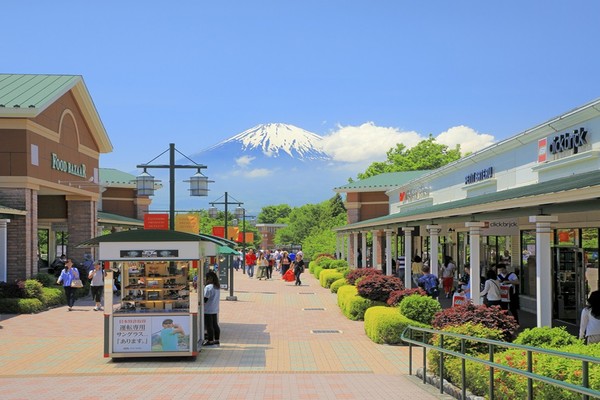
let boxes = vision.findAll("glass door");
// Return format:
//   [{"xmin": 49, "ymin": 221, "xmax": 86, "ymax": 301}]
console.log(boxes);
[{"xmin": 553, "ymin": 247, "xmax": 585, "ymax": 324}]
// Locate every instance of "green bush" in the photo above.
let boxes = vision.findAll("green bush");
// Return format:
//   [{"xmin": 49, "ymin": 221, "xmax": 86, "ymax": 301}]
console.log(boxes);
[
  {"xmin": 40, "ymin": 287, "xmax": 65, "ymax": 307},
  {"xmin": 313, "ymin": 265, "xmax": 324, "ymax": 279},
  {"xmin": 399, "ymin": 294, "xmax": 441, "ymax": 325},
  {"xmin": 364, "ymin": 306, "xmax": 429, "ymax": 344},
  {"xmin": 23, "ymin": 279, "xmax": 44, "ymax": 300},
  {"xmin": 320, "ymin": 269, "xmax": 344, "ymax": 288},
  {"xmin": 330, "ymin": 278, "xmax": 348, "ymax": 293},
  {"xmin": 336, "ymin": 285, "xmax": 382, "ymax": 320},
  {"xmin": 337, "ymin": 284, "xmax": 357, "ymax": 310},
  {"xmin": 330, "ymin": 259, "xmax": 348, "ymax": 269},
  {"xmin": 0, "ymin": 298, "xmax": 44, "ymax": 314},
  {"xmin": 513, "ymin": 326, "xmax": 581, "ymax": 348},
  {"xmin": 428, "ymin": 322, "xmax": 504, "ymax": 378},
  {"xmin": 446, "ymin": 343, "xmax": 600, "ymax": 399},
  {"xmin": 34, "ymin": 272, "xmax": 57, "ymax": 288},
  {"xmin": 320, "ymin": 258, "xmax": 335, "ymax": 269}
]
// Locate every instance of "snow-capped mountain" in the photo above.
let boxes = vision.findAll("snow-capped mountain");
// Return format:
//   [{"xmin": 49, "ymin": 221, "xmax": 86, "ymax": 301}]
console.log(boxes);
[
  {"xmin": 148, "ymin": 123, "xmax": 354, "ymax": 214},
  {"xmin": 201, "ymin": 123, "xmax": 331, "ymax": 161}
]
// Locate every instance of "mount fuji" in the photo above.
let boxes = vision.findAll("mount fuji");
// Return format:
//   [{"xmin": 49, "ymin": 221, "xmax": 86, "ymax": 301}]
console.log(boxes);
[{"xmin": 173, "ymin": 123, "xmax": 354, "ymax": 213}]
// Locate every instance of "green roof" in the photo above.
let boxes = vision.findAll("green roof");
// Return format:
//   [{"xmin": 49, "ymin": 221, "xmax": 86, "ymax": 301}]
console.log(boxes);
[
  {"xmin": 334, "ymin": 170, "xmax": 432, "ymax": 192},
  {"xmin": 77, "ymin": 229, "xmax": 204, "ymax": 247},
  {"xmin": 99, "ymin": 168, "xmax": 137, "ymax": 186},
  {"xmin": 97, "ymin": 211, "xmax": 143, "ymax": 226},
  {"xmin": 0, "ymin": 74, "xmax": 81, "ymax": 115},
  {"xmin": 338, "ymin": 170, "xmax": 600, "ymax": 231}
]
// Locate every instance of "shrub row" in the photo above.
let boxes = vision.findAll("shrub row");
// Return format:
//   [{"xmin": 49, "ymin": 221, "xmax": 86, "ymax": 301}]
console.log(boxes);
[{"xmin": 0, "ymin": 274, "xmax": 69, "ymax": 313}]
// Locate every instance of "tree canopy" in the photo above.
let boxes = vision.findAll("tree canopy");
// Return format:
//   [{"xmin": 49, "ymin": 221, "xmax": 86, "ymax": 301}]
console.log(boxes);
[
  {"xmin": 257, "ymin": 204, "xmax": 292, "ymax": 224},
  {"xmin": 357, "ymin": 136, "xmax": 461, "ymax": 180}
]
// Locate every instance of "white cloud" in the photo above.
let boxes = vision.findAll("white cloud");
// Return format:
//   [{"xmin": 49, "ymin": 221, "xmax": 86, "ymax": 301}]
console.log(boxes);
[
  {"xmin": 435, "ymin": 125, "xmax": 495, "ymax": 154},
  {"xmin": 235, "ymin": 155, "xmax": 255, "ymax": 167},
  {"xmin": 244, "ymin": 168, "xmax": 273, "ymax": 178},
  {"xmin": 321, "ymin": 122, "xmax": 496, "ymax": 164},
  {"xmin": 321, "ymin": 122, "xmax": 421, "ymax": 163}
]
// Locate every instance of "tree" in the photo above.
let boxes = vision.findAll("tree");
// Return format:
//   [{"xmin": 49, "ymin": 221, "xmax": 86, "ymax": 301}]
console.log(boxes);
[
  {"xmin": 357, "ymin": 136, "xmax": 461, "ymax": 179},
  {"xmin": 257, "ymin": 204, "xmax": 292, "ymax": 224}
]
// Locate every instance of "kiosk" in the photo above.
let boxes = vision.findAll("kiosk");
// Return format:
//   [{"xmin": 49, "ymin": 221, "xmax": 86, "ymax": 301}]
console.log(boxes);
[{"xmin": 80, "ymin": 230, "xmax": 205, "ymax": 358}]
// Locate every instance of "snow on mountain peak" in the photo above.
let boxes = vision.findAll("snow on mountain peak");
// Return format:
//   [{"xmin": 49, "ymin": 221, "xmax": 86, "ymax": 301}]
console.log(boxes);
[{"xmin": 207, "ymin": 123, "xmax": 330, "ymax": 160}]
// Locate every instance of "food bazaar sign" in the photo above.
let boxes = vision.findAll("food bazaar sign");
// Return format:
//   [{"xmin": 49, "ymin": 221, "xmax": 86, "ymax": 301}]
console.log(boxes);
[{"xmin": 51, "ymin": 153, "xmax": 86, "ymax": 178}]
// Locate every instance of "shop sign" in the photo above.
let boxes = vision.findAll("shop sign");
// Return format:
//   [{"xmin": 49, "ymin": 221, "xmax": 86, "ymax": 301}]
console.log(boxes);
[
  {"xmin": 144, "ymin": 214, "xmax": 169, "ymax": 230},
  {"xmin": 481, "ymin": 218, "xmax": 519, "ymax": 236},
  {"xmin": 548, "ymin": 127, "xmax": 588, "ymax": 155},
  {"xmin": 51, "ymin": 153, "xmax": 86, "ymax": 178},
  {"xmin": 175, "ymin": 214, "xmax": 199, "ymax": 234},
  {"xmin": 113, "ymin": 315, "xmax": 190, "ymax": 353},
  {"xmin": 399, "ymin": 185, "xmax": 431, "ymax": 203},
  {"xmin": 465, "ymin": 167, "xmax": 493, "ymax": 185},
  {"xmin": 119, "ymin": 249, "xmax": 179, "ymax": 258}
]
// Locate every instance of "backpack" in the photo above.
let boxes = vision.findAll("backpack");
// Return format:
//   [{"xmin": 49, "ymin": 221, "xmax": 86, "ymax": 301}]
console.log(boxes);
[{"xmin": 420, "ymin": 274, "xmax": 439, "ymax": 298}]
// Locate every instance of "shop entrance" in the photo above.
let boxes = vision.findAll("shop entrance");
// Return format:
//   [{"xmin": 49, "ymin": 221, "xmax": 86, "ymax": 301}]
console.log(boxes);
[{"xmin": 552, "ymin": 247, "xmax": 586, "ymax": 324}]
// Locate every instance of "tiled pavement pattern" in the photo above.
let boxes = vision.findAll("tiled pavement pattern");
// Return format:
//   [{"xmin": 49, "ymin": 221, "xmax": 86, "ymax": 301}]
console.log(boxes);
[{"xmin": 0, "ymin": 270, "xmax": 452, "ymax": 399}]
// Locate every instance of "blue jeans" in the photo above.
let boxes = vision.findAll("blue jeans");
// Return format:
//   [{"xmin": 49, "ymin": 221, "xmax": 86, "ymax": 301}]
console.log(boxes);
[{"xmin": 246, "ymin": 264, "xmax": 254, "ymax": 277}]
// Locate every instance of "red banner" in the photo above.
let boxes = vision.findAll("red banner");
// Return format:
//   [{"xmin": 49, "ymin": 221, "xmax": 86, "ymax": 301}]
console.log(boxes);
[
  {"xmin": 212, "ymin": 226, "xmax": 225, "ymax": 238},
  {"xmin": 144, "ymin": 214, "xmax": 169, "ymax": 230}
]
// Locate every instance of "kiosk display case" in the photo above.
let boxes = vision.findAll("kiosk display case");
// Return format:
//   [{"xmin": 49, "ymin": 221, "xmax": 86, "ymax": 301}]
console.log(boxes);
[{"xmin": 80, "ymin": 230, "xmax": 205, "ymax": 359}]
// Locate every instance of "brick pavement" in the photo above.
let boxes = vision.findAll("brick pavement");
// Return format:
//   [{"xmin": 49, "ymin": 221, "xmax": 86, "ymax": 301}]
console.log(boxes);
[{"xmin": 0, "ymin": 269, "xmax": 452, "ymax": 399}]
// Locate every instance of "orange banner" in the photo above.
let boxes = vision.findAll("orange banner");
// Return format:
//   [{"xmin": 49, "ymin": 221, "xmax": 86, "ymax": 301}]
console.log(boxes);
[
  {"xmin": 175, "ymin": 214, "xmax": 199, "ymax": 234},
  {"xmin": 236, "ymin": 232, "xmax": 254, "ymax": 243}
]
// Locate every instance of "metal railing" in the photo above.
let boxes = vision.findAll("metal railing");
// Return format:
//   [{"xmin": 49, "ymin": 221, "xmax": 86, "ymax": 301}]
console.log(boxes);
[{"xmin": 401, "ymin": 326, "xmax": 600, "ymax": 400}]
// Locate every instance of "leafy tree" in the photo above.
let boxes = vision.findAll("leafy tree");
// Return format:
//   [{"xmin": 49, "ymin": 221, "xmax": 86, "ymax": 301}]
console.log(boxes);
[
  {"xmin": 271, "ymin": 195, "xmax": 346, "ymax": 259},
  {"xmin": 357, "ymin": 136, "xmax": 461, "ymax": 179},
  {"xmin": 257, "ymin": 204, "xmax": 292, "ymax": 223}
]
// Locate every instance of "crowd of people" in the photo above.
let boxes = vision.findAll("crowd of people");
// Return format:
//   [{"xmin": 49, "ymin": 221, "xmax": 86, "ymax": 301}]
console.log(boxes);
[{"xmin": 239, "ymin": 248, "xmax": 305, "ymax": 285}]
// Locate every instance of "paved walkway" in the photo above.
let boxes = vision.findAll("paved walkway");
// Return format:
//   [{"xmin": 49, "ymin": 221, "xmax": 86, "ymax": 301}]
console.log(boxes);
[{"xmin": 0, "ymin": 270, "xmax": 452, "ymax": 399}]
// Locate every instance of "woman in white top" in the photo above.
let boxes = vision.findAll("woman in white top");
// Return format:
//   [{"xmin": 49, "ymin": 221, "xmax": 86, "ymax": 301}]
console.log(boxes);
[
  {"xmin": 480, "ymin": 269, "xmax": 502, "ymax": 307},
  {"xmin": 580, "ymin": 290, "xmax": 600, "ymax": 344}
]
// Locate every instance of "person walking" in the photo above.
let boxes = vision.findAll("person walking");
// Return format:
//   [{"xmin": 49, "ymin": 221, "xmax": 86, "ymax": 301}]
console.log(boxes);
[
  {"xmin": 56, "ymin": 259, "xmax": 80, "ymax": 311},
  {"xmin": 441, "ymin": 256, "xmax": 457, "ymax": 298},
  {"xmin": 88, "ymin": 262, "xmax": 105, "ymax": 311},
  {"xmin": 281, "ymin": 251, "xmax": 291, "ymax": 275},
  {"xmin": 293, "ymin": 253, "xmax": 305, "ymax": 286},
  {"xmin": 257, "ymin": 251, "xmax": 268, "ymax": 280},
  {"xmin": 480, "ymin": 269, "xmax": 502, "ymax": 307},
  {"xmin": 245, "ymin": 249, "xmax": 256, "ymax": 278},
  {"xmin": 417, "ymin": 265, "xmax": 440, "ymax": 299},
  {"xmin": 497, "ymin": 264, "xmax": 520, "ymax": 323},
  {"xmin": 203, "ymin": 270, "xmax": 221, "ymax": 346},
  {"xmin": 580, "ymin": 290, "xmax": 600, "ymax": 344}
]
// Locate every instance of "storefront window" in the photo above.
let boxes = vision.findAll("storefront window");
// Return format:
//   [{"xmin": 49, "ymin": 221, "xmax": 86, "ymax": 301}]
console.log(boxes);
[
  {"xmin": 521, "ymin": 230, "xmax": 536, "ymax": 297},
  {"xmin": 458, "ymin": 231, "xmax": 469, "ymax": 271}
]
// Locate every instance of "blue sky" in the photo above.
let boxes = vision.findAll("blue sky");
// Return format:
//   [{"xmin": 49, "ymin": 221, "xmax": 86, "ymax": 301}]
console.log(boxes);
[{"xmin": 3, "ymin": 1, "xmax": 600, "ymax": 207}]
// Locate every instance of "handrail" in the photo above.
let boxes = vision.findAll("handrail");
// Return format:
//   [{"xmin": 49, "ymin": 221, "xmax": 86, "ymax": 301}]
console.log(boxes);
[{"xmin": 401, "ymin": 325, "xmax": 600, "ymax": 400}]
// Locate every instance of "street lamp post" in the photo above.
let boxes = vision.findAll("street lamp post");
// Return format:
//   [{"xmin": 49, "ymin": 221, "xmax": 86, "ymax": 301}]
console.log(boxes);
[
  {"xmin": 135, "ymin": 143, "xmax": 210, "ymax": 230},
  {"xmin": 208, "ymin": 192, "xmax": 243, "ymax": 301}
]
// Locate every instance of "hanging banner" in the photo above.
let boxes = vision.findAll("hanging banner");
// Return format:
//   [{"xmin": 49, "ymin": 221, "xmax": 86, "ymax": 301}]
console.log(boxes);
[
  {"xmin": 212, "ymin": 226, "xmax": 225, "ymax": 238},
  {"xmin": 236, "ymin": 232, "xmax": 254, "ymax": 243},
  {"xmin": 144, "ymin": 214, "xmax": 169, "ymax": 230},
  {"xmin": 175, "ymin": 214, "xmax": 199, "ymax": 234}
]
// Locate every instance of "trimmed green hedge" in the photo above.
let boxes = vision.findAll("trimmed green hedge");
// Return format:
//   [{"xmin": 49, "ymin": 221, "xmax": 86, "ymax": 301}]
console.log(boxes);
[
  {"xmin": 330, "ymin": 278, "xmax": 348, "ymax": 293},
  {"xmin": 364, "ymin": 306, "xmax": 430, "ymax": 344},
  {"xmin": 399, "ymin": 294, "xmax": 441, "ymax": 325},
  {"xmin": 0, "ymin": 297, "xmax": 45, "ymax": 313},
  {"xmin": 444, "ymin": 343, "xmax": 600, "ymax": 399},
  {"xmin": 336, "ymin": 285, "xmax": 383, "ymax": 320},
  {"xmin": 320, "ymin": 269, "xmax": 344, "ymax": 288},
  {"xmin": 41, "ymin": 287, "xmax": 66, "ymax": 307}
]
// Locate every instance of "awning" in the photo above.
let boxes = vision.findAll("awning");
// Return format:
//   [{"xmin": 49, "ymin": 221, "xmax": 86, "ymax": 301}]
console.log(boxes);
[
  {"xmin": 218, "ymin": 246, "xmax": 241, "ymax": 255},
  {"xmin": 98, "ymin": 211, "xmax": 144, "ymax": 227}
]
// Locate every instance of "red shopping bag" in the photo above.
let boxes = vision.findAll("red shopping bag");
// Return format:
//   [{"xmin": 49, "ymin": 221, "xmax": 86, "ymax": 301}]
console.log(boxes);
[
  {"xmin": 452, "ymin": 292, "xmax": 467, "ymax": 307},
  {"xmin": 283, "ymin": 268, "xmax": 295, "ymax": 282}
]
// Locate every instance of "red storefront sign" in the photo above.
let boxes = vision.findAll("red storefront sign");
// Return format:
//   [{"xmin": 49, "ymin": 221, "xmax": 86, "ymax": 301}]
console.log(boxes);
[{"xmin": 144, "ymin": 214, "xmax": 169, "ymax": 230}]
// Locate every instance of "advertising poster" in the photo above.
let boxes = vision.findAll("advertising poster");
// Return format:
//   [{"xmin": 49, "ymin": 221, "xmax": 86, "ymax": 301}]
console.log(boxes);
[{"xmin": 113, "ymin": 315, "xmax": 190, "ymax": 353}]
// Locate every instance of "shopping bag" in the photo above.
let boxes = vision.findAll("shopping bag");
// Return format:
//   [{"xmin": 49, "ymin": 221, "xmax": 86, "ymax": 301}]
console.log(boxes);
[
  {"xmin": 452, "ymin": 292, "xmax": 467, "ymax": 307},
  {"xmin": 71, "ymin": 279, "xmax": 83, "ymax": 288},
  {"xmin": 282, "ymin": 268, "xmax": 295, "ymax": 282}
]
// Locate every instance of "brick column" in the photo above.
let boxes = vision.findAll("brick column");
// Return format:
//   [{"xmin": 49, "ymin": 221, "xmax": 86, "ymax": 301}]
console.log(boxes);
[
  {"xmin": 0, "ymin": 188, "xmax": 37, "ymax": 280},
  {"xmin": 67, "ymin": 198, "xmax": 97, "ymax": 264}
]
